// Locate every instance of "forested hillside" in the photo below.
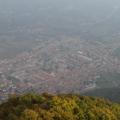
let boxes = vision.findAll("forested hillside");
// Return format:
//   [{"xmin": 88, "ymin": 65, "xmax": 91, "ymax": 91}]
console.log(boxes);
[{"xmin": 0, "ymin": 93, "xmax": 120, "ymax": 120}]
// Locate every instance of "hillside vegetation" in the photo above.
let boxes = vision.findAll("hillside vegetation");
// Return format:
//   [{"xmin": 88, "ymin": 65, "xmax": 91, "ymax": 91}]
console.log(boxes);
[{"xmin": 0, "ymin": 93, "xmax": 120, "ymax": 120}]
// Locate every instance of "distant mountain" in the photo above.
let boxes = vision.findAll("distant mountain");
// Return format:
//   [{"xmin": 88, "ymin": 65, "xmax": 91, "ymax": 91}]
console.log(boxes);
[{"xmin": 0, "ymin": 93, "xmax": 120, "ymax": 120}]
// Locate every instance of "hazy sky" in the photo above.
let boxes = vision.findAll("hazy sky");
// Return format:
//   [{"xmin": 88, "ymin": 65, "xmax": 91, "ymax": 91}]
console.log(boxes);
[{"xmin": 0, "ymin": 0, "xmax": 120, "ymax": 37}]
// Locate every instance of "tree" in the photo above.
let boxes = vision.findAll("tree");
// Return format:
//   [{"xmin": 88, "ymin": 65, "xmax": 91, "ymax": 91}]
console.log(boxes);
[{"xmin": 20, "ymin": 109, "xmax": 38, "ymax": 120}]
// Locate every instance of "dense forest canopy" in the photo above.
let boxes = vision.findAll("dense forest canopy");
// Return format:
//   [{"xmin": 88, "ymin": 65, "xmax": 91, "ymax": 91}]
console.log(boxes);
[{"xmin": 0, "ymin": 93, "xmax": 120, "ymax": 120}]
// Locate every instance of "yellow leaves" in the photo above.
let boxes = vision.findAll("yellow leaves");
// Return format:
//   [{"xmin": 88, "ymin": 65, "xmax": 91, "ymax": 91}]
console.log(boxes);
[
  {"xmin": 0, "ymin": 93, "xmax": 120, "ymax": 120},
  {"xmin": 111, "ymin": 104, "xmax": 120, "ymax": 119},
  {"xmin": 51, "ymin": 107, "xmax": 76, "ymax": 120},
  {"xmin": 37, "ymin": 108, "xmax": 54, "ymax": 120},
  {"xmin": 20, "ymin": 109, "xmax": 38, "ymax": 120},
  {"xmin": 91, "ymin": 107, "xmax": 117, "ymax": 120},
  {"xmin": 51, "ymin": 96, "xmax": 77, "ymax": 112}
]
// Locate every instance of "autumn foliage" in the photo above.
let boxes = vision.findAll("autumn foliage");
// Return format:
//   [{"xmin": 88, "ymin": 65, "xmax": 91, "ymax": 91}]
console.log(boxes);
[{"xmin": 0, "ymin": 93, "xmax": 120, "ymax": 120}]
